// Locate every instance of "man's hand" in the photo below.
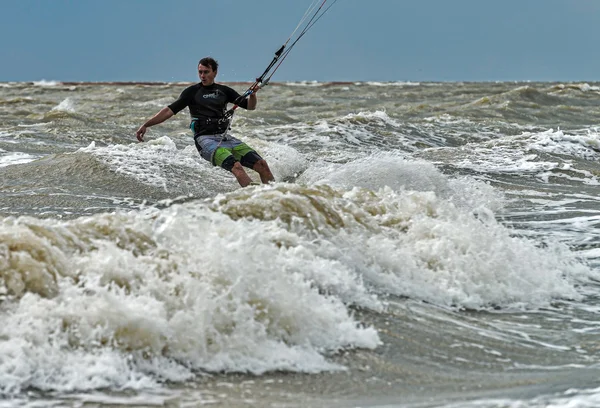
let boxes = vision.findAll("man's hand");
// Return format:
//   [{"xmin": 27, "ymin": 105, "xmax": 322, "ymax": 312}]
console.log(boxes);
[
  {"xmin": 247, "ymin": 84, "xmax": 259, "ymax": 110},
  {"xmin": 135, "ymin": 107, "xmax": 174, "ymax": 141},
  {"xmin": 136, "ymin": 125, "xmax": 147, "ymax": 142}
]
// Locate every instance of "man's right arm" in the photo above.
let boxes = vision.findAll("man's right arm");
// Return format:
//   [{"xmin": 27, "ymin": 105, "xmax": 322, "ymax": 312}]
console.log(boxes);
[{"xmin": 136, "ymin": 107, "xmax": 174, "ymax": 142}]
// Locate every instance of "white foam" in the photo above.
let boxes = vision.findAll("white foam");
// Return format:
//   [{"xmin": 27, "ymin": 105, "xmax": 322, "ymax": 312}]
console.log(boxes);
[
  {"xmin": 553, "ymin": 82, "xmax": 600, "ymax": 93},
  {"xmin": 51, "ymin": 97, "xmax": 76, "ymax": 112},
  {"xmin": 243, "ymin": 109, "xmax": 417, "ymax": 161},
  {"xmin": 77, "ymin": 137, "xmax": 216, "ymax": 190},
  {"xmin": 17, "ymin": 122, "xmax": 51, "ymax": 128},
  {"xmin": 577, "ymin": 82, "xmax": 600, "ymax": 92},
  {"xmin": 32, "ymin": 80, "xmax": 61, "ymax": 87},
  {"xmin": 350, "ymin": 187, "xmax": 591, "ymax": 309},
  {"xmin": 529, "ymin": 128, "xmax": 600, "ymax": 160},
  {"xmin": 282, "ymin": 81, "xmax": 322, "ymax": 87},
  {"xmin": 281, "ymin": 153, "xmax": 593, "ymax": 309},
  {"xmin": 134, "ymin": 97, "xmax": 174, "ymax": 108},
  {"xmin": 443, "ymin": 129, "xmax": 599, "ymax": 183},
  {"xmin": 0, "ymin": 151, "xmax": 39, "ymax": 167},
  {"xmin": 439, "ymin": 385, "xmax": 600, "ymax": 408},
  {"xmin": 302, "ymin": 152, "xmax": 505, "ymax": 212},
  {"xmin": 0, "ymin": 174, "xmax": 594, "ymax": 395},
  {"xmin": 340, "ymin": 109, "xmax": 403, "ymax": 127},
  {"xmin": 77, "ymin": 136, "xmax": 311, "ymax": 193},
  {"xmin": 0, "ymin": 208, "xmax": 381, "ymax": 394},
  {"xmin": 364, "ymin": 81, "xmax": 421, "ymax": 87},
  {"xmin": 251, "ymin": 140, "xmax": 309, "ymax": 182}
]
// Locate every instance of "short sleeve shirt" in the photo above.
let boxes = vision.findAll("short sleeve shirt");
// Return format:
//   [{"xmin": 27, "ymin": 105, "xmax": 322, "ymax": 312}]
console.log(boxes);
[{"xmin": 168, "ymin": 83, "xmax": 248, "ymax": 119}]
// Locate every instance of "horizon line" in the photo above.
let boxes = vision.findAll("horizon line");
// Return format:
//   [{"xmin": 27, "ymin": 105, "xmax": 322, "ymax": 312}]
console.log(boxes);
[{"xmin": 2, "ymin": 79, "xmax": 600, "ymax": 86}]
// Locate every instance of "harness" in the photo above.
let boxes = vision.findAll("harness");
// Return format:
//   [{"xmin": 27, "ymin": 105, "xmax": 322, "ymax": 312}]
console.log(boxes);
[
  {"xmin": 191, "ymin": 117, "xmax": 232, "ymax": 166},
  {"xmin": 190, "ymin": 116, "xmax": 230, "ymax": 136}
]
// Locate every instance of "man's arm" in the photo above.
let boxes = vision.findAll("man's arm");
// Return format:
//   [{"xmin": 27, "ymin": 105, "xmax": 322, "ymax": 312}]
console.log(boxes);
[
  {"xmin": 246, "ymin": 91, "xmax": 257, "ymax": 110},
  {"xmin": 229, "ymin": 84, "xmax": 259, "ymax": 111},
  {"xmin": 136, "ymin": 107, "xmax": 174, "ymax": 142}
]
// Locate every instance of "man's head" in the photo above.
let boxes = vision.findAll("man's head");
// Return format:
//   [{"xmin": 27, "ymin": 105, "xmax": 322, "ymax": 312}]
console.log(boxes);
[{"xmin": 198, "ymin": 57, "xmax": 218, "ymax": 86}]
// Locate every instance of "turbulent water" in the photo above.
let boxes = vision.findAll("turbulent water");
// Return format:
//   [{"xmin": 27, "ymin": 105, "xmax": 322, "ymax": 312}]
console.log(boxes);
[{"xmin": 1, "ymin": 80, "xmax": 600, "ymax": 407}]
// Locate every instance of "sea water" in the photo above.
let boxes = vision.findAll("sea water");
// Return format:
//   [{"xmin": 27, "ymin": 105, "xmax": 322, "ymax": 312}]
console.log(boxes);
[{"xmin": 0, "ymin": 80, "xmax": 600, "ymax": 407}]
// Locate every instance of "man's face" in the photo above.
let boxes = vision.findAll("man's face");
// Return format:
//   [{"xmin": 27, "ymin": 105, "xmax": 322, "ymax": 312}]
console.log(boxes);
[{"xmin": 198, "ymin": 64, "xmax": 216, "ymax": 85}]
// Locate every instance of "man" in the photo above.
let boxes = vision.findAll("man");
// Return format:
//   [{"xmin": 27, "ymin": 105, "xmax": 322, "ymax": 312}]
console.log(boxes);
[{"xmin": 135, "ymin": 57, "xmax": 274, "ymax": 187}]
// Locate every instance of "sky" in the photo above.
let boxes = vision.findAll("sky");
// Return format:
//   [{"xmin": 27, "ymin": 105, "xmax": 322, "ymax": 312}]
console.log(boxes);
[{"xmin": 1, "ymin": 0, "xmax": 600, "ymax": 83}]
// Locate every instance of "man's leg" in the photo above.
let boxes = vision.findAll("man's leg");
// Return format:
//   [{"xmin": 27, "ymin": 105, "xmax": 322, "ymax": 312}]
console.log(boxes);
[
  {"xmin": 231, "ymin": 162, "xmax": 253, "ymax": 187},
  {"xmin": 219, "ymin": 154, "xmax": 253, "ymax": 187},
  {"xmin": 233, "ymin": 142, "xmax": 275, "ymax": 185},
  {"xmin": 252, "ymin": 159, "xmax": 274, "ymax": 184}
]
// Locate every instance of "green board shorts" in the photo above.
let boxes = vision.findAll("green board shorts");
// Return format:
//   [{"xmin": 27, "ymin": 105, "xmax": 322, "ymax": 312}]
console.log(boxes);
[{"xmin": 194, "ymin": 134, "xmax": 263, "ymax": 171}]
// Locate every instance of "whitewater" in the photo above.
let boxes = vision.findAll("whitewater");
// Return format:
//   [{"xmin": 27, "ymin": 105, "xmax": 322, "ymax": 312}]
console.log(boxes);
[{"xmin": 0, "ymin": 80, "xmax": 600, "ymax": 407}]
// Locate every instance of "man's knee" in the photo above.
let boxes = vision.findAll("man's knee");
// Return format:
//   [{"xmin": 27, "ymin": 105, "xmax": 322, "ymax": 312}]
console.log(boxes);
[
  {"xmin": 231, "ymin": 161, "xmax": 245, "ymax": 173},
  {"xmin": 253, "ymin": 159, "xmax": 270, "ymax": 173}
]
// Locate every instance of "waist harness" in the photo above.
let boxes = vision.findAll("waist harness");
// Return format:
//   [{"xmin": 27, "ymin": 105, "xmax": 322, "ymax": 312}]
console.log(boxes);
[{"xmin": 190, "ymin": 116, "xmax": 230, "ymax": 136}]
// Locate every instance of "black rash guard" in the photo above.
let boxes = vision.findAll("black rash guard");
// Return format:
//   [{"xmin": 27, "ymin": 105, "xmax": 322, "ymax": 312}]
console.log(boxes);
[{"xmin": 168, "ymin": 83, "xmax": 249, "ymax": 136}]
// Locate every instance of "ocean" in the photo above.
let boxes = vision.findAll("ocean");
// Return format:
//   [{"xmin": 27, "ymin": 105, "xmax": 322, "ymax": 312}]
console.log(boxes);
[{"xmin": 1, "ymin": 80, "xmax": 600, "ymax": 407}]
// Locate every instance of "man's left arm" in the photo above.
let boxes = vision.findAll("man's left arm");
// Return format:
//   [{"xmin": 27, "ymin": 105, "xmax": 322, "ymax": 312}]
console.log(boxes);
[
  {"xmin": 247, "ymin": 91, "xmax": 257, "ymax": 110},
  {"xmin": 228, "ymin": 85, "xmax": 258, "ymax": 110}
]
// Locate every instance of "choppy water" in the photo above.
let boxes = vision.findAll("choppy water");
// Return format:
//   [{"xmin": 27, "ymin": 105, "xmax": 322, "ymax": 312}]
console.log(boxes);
[{"xmin": 1, "ymin": 80, "xmax": 600, "ymax": 407}]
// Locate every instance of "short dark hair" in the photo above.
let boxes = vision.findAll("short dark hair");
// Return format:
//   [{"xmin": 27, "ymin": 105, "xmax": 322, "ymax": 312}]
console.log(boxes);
[{"xmin": 198, "ymin": 57, "xmax": 218, "ymax": 72}]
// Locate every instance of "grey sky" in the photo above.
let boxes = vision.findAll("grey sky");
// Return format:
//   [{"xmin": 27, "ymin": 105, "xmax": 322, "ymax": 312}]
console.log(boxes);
[{"xmin": 1, "ymin": 0, "xmax": 599, "ymax": 82}]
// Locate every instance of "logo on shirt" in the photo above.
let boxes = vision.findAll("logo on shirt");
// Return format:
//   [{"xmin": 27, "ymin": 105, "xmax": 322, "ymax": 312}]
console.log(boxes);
[{"xmin": 203, "ymin": 92, "xmax": 219, "ymax": 99}]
